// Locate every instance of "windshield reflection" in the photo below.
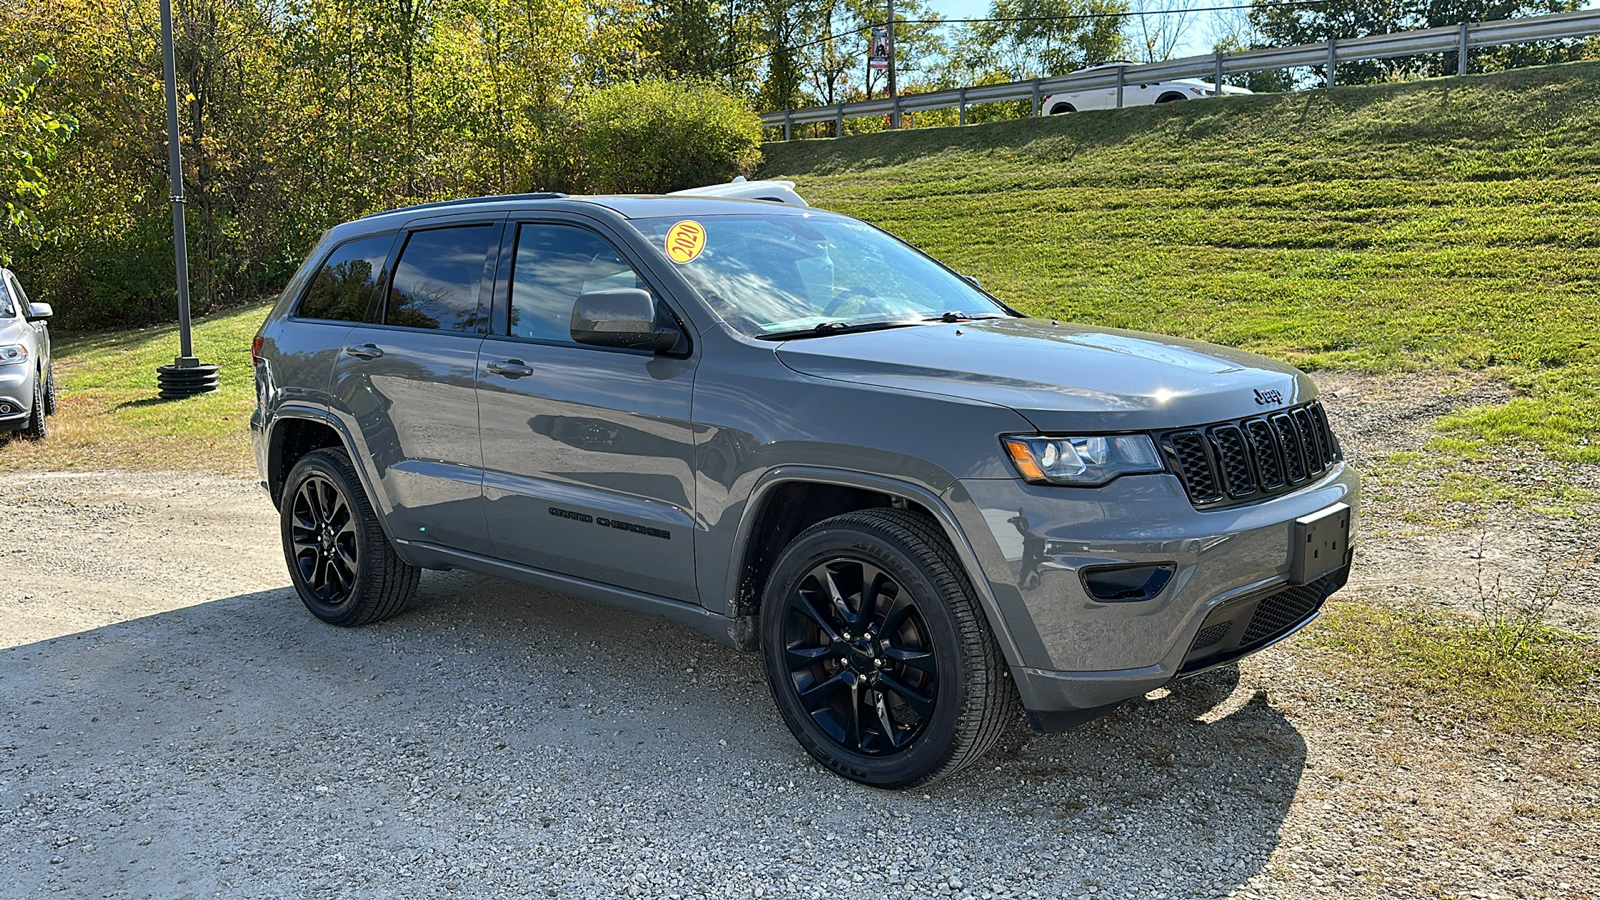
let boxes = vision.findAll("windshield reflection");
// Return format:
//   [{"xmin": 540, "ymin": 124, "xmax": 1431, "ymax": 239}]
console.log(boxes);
[{"xmin": 630, "ymin": 214, "xmax": 1006, "ymax": 336}]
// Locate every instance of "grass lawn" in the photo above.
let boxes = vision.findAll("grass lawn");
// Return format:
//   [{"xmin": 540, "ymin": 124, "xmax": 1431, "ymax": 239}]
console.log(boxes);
[
  {"xmin": 761, "ymin": 61, "xmax": 1600, "ymax": 462},
  {"xmin": 0, "ymin": 300, "xmax": 267, "ymax": 475}
]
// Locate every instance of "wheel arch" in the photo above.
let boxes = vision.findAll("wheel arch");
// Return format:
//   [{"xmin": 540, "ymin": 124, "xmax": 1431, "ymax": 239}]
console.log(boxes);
[
  {"xmin": 266, "ymin": 406, "xmax": 411, "ymax": 556},
  {"xmin": 1155, "ymin": 91, "xmax": 1187, "ymax": 104},
  {"xmin": 724, "ymin": 467, "xmax": 1026, "ymax": 669},
  {"xmin": 1048, "ymin": 102, "xmax": 1075, "ymax": 114}
]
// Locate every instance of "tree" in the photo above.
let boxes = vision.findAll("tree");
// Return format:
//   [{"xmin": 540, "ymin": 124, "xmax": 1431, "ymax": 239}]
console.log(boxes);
[
  {"xmin": 1251, "ymin": 0, "xmax": 1587, "ymax": 85},
  {"xmin": 0, "ymin": 55, "xmax": 74, "ymax": 266},
  {"xmin": 1131, "ymin": 0, "xmax": 1202, "ymax": 63},
  {"xmin": 953, "ymin": 0, "xmax": 1127, "ymax": 82}
]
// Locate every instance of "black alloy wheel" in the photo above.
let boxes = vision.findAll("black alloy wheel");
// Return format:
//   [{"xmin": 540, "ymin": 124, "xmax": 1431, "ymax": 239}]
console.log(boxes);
[
  {"xmin": 289, "ymin": 473, "xmax": 360, "ymax": 606},
  {"xmin": 761, "ymin": 508, "xmax": 1019, "ymax": 788},
  {"xmin": 780, "ymin": 557, "xmax": 939, "ymax": 756},
  {"xmin": 280, "ymin": 448, "xmax": 418, "ymax": 626}
]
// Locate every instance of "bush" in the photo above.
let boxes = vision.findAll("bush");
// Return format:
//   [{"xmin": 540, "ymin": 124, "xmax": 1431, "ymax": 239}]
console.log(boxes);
[{"xmin": 577, "ymin": 79, "xmax": 762, "ymax": 194}]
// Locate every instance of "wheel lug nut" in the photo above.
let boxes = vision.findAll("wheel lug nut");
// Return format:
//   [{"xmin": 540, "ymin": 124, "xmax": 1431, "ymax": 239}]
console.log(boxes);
[{"xmin": 874, "ymin": 659, "xmax": 883, "ymax": 667}]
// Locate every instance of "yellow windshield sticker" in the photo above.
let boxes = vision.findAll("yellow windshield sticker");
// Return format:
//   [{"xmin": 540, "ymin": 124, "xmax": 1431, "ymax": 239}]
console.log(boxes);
[{"xmin": 665, "ymin": 220, "xmax": 706, "ymax": 264}]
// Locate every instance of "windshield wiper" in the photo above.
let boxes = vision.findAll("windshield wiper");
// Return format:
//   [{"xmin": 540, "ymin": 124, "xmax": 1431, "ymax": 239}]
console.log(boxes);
[
  {"xmin": 925, "ymin": 311, "xmax": 1006, "ymax": 323},
  {"xmin": 757, "ymin": 319, "xmax": 926, "ymax": 341}
]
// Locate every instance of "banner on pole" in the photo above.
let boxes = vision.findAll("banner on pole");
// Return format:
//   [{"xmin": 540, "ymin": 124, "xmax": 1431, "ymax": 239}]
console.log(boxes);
[{"xmin": 868, "ymin": 25, "xmax": 890, "ymax": 70}]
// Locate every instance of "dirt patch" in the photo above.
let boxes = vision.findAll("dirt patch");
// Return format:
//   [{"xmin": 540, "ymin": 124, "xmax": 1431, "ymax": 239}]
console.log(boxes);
[{"xmin": 1318, "ymin": 370, "xmax": 1600, "ymax": 635}]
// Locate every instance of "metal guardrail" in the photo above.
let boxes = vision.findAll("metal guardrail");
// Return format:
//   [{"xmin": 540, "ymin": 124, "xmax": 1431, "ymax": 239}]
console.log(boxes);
[{"xmin": 761, "ymin": 8, "xmax": 1600, "ymax": 138}]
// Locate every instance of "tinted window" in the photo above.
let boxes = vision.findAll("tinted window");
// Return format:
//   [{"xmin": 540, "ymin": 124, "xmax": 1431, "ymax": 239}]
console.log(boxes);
[
  {"xmin": 386, "ymin": 226, "xmax": 496, "ymax": 332},
  {"xmin": 298, "ymin": 235, "xmax": 392, "ymax": 323},
  {"xmin": 508, "ymin": 224, "xmax": 647, "ymax": 344},
  {"xmin": 0, "ymin": 278, "xmax": 13, "ymax": 319}
]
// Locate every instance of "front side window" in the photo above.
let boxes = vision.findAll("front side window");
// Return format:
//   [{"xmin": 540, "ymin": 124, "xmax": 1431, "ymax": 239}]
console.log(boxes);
[
  {"xmin": 0, "ymin": 277, "xmax": 14, "ymax": 319},
  {"xmin": 628, "ymin": 213, "xmax": 1006, "ymax": 337},
  {"xmin": 297, "ymin": 234, "xmax": 393, "ymax": 323},
  {"xmin": 507, "ymin": 223, "xmax": 648, "ymax": 344},
  {"xmin": 386, "ymin": 225, "xmax": 496, "ymax": 332}
]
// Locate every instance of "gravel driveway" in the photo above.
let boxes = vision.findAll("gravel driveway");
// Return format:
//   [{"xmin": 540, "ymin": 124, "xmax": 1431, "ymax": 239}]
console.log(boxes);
[{"xmin": 2, "ymin": 381, "xmax": 1596, "ymax": 899}]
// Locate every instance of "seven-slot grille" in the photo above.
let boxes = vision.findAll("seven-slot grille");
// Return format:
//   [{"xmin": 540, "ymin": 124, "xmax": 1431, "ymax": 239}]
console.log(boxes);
[{"xmin": 1160, "ymin": 400, "xmax": 1341, "ymax": 507}]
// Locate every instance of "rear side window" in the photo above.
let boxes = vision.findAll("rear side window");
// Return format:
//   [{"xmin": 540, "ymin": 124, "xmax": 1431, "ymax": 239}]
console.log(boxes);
[
  {"xmin": 508, "ymin": 223, "xmax": 647, "ymax": 344},
  {"xmin": 297, "ymin": 234, "xmax": 393, "ymax": 323},
  {"xmin": 385, "ymin": 225, "xmax": 496, "ymax": 332}
]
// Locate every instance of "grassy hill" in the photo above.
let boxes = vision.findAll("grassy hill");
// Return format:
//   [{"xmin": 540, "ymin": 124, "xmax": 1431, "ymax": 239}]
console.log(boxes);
[{"xmin": 761, "ymin": 62, "xmax": 1600, "ymax": 462}]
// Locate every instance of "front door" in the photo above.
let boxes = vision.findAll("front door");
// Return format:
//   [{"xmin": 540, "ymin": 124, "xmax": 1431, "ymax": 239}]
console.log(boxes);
[
  {"xmin": 329, "ymin": 219, "xmax": 501, "ymax": 551},
  {"xmin": 476, "ymin": 219, "xmax": 699, "ymax": 603}
]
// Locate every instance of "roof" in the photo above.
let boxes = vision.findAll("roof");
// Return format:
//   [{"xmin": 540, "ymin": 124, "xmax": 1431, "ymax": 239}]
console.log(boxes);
[{"xmin": 350, "ymin": 192, "xmax": 824, "ymax": 231}]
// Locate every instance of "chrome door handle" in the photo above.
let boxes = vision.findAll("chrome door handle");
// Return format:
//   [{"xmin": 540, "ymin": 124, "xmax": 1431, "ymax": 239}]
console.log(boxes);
[
  {"xmin": 344, "ymin": 343, "xmax": 383, "ymax": 360},
  {"xmin": 486, "ymin": 359, "xmax": 534, "ymax": 378}
]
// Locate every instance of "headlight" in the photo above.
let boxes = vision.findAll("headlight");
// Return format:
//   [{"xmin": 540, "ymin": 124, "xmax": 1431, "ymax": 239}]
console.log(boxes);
[
  {"xmin": 1001, "ymin": 434, "xmax": 1165, "ymax": 486},
  {"xmin": 0, "ymin": 344, "xmax": 28, "ymax": 367}
]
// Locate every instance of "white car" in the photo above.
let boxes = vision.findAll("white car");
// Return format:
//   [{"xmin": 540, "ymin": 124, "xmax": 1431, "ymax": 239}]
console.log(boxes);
[{"xmin": 1040, "ymin": 63, "xmax": 1252, "ymax": 114}]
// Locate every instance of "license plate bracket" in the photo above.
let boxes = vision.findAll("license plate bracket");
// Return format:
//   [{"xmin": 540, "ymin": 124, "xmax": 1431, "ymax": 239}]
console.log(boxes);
[{"xmin": 1290, "ymin": 503, "xmax": 1350, "ymax": 585}]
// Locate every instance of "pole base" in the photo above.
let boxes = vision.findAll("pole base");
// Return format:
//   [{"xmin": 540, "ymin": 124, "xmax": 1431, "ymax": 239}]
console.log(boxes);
[{"xmin": 156, "ymin": 358, "xmax": 220, "ymax": 399}]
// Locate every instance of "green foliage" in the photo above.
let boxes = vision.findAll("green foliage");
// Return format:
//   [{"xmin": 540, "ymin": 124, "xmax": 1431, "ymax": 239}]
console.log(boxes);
[
  {"xmin": 578, "ymin": 79, "xmax": 762, "ymax": 193},
  {"xmin": 956, "ymin": 0, "xmax": 1128, "ymax": 81},
  {"xmin": 0, "ymin": 54, "xmax": 74, "ymax": 265},
  {"xmin": 1252, "ymin": 0, "xmax": 1587, "ymax": 85},
  {"xmin": 0, "ymin": 0, "xmax": 767, "ymax": 330},
  {"xmin": 760, "ymin": 62, "xmax": 1600, "ymax": 461}
]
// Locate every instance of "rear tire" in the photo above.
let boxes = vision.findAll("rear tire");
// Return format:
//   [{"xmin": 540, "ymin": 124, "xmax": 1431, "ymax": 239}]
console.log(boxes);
[
  {"xmin": 1049, "ymin": 103, "xmax": 1075, "ymax": 115},
  {"xmin": 20, "ymin": 376, "xmax": 46, "ymax": 441},
  {"xmin": 760, "ymin": 508, "xmax": 1019, "ymax": 788},
  {"xmin": 281, "ymin": 448, "xmax": 418, "ymax": 626},
  {"xmin": 43, "ymin": 364, "xmax": 56, "ymax": 415}
]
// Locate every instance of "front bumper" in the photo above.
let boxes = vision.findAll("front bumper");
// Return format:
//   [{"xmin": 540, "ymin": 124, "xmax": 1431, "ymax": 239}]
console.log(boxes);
[
  {"xmin": 952, "ymin": 462, "xmax": 1359, "ymax": 728},
  {"xmin": 0, "ymin": 364, "xmax": 35, "ymax": 430}
]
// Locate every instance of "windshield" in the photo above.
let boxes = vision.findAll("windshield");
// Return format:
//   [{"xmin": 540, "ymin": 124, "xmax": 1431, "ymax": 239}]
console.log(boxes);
[{"xmin": 630, "ymin": 213, "xmax": 1007, "ymax": 337}]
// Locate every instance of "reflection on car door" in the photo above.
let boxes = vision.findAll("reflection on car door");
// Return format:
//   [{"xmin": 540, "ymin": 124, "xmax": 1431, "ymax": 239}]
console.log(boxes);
[
  {"xmin": 329, "ymin": 218, "xmax": 501, "ymax": 551},
  {"xmin": 476, "ymin": 218, "xmax": 699, "ymax": 603}
]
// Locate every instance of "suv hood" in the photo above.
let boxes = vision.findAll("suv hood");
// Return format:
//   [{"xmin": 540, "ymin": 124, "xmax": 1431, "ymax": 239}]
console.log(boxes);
[{"xmin": 774, "ymin": 318, "xmax": 1316, "ymax": 432}]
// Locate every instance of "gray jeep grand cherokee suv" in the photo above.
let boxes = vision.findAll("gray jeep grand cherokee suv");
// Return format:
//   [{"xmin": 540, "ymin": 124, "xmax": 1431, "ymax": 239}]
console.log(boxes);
[{"xmin": 252, "ymin": 193, "xmax": 1357, "ymax": 787}]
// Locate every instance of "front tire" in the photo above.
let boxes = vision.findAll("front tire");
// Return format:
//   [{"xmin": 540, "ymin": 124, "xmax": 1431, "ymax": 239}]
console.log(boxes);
[
  {"xmin": 281, "ymin": 448, "xmax": 419, "ymax": 626},
  {"xmin": 760, "ymin": 509, "xmax": 1018, "ymax": 788},
  {"xmin": 20, "ymin": 375, "xmax": 46, "ymax": 440}
]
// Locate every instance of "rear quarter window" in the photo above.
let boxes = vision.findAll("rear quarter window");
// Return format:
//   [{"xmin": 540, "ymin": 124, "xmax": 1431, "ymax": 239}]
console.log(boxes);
[{"xmin": 296, "ymin": 234, "xmax": 394, "ymax": 323}]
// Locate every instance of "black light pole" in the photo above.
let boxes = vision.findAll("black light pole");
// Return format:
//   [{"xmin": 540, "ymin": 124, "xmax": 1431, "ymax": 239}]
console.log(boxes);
[{"xmin": 155, "ymin": 0, "xmax": 219, "ymax": 399}]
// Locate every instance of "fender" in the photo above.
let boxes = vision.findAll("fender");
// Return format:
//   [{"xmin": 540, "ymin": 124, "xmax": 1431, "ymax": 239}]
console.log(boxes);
[
  {"xmin": 727, "ymin": 465, "xmax": 1028, "ymax": 670},
  {"xmin": 265, "ymin": 403, "xmax": 410, "ymax": 557}
]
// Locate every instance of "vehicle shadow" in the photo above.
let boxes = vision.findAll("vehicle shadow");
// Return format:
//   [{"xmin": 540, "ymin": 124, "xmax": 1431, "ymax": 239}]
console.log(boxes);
[{"xmin": 2, "ymin": 572, "xmax": 1304, "ymax": 898}]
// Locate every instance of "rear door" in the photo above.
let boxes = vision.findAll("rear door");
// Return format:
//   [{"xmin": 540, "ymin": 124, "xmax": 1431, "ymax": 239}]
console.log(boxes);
[
  {"xmin": 272, "ymin": 232, "xmax": 398, "ymax": 413},
  {"xmin": 475, "ymin": 215, "xmax": 700, "ymax": 603},
  {"xmin": 329, "ymin": 216, "xmax": 503, "ymax": 551}
]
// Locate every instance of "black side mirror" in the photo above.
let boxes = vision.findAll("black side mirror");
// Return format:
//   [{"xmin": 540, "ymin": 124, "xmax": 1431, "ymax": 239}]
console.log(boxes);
[
  {"xmin": 24, "ymin": 302, "xmax": 52, "ymax": 322},
  {"xmin": 570, "ymin": 289, "xmax": 679, "ymax": 353}
]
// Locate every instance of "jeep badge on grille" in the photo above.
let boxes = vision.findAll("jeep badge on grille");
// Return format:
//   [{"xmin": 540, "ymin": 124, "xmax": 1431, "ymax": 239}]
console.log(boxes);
[{"xmin": 1253, "ymin": 388, "xmax": 1284, "ymax": 406}]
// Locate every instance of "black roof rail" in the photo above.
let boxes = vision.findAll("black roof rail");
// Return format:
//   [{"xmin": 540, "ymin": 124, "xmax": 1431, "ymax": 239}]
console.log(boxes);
[{"xmin": 359, "ymin": 192, "xmax": 569, "ymax": 220}]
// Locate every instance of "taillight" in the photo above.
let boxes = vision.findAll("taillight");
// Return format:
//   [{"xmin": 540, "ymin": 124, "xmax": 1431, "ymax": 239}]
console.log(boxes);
[{"xmin": 251, "ymin": 335, "xmax": 264, "ymax": 365}]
